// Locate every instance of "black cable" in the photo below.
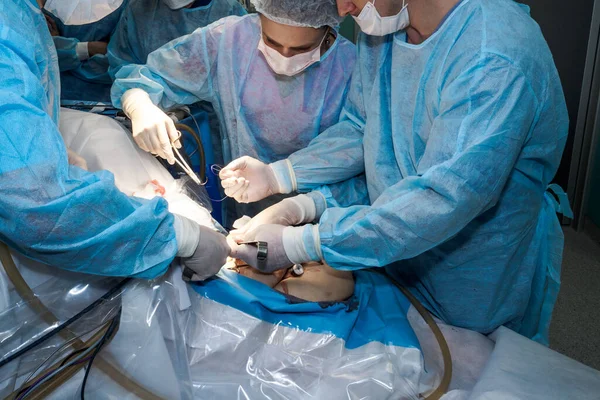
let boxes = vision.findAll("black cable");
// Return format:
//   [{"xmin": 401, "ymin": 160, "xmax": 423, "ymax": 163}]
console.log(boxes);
[
  {"xmin": 81, "ymin": 307, "xmax": 122, "ymax": 400},
  {"xmin": 0, "ymin": 278, "xmax": 131, "ymax": 369},
  {"xmin": 59, "ymin": 348, "xmax": 88, "ymax": 367}
]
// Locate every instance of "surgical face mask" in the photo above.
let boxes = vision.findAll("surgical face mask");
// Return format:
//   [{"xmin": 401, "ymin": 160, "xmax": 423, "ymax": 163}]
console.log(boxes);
[
  {"xmin": 257, "ymin": 30, "xmax": 327, "ymax": 77},
  {"xmin": 162, "ymin": 0, "xmax": 194, "ymax": 10},
  {"xmin": 353, "ymin": 0, "xmax": 410, "ymax": 36}
]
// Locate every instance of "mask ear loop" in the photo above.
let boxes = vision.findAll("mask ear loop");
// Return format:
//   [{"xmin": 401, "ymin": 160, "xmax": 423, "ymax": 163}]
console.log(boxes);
[{"xmin": 317, "ymin": 26, "xmax": 331, "ymax": 57}]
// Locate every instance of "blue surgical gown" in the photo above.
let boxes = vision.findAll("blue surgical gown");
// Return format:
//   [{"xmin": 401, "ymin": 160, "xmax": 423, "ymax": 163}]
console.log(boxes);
[
  {"xmin": 111, "ymin": 14, "xmax": 358, "ymax": 221},
  {"xmin": 277, "ymin": 0, "xmax": 569, "ymax": 342},
  {"xmin": 0, "ymin": 0, "xmax": 177, "ymax": 279},
  {"xmin": 106, "ymin": 0, "xmax": 247, "ymax": 77},
  {"xmin": 44, "ymin": 1, "xmax": 127, "ymax": 102}
]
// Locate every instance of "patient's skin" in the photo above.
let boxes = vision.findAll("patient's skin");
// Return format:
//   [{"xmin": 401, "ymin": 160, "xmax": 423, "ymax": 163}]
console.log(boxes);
[{"xmin": 226, "ymin": 259, "xmax": 354, "ymax": 303}]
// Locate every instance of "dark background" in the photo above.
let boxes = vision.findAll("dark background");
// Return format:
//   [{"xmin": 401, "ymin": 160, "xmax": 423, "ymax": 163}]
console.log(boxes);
[{"xmin": 518, "ymin": 0, "xmax": 596, "ymax": 188}]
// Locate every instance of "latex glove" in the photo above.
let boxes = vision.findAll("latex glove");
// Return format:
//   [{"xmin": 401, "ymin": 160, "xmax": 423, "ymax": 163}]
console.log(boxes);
[
  {"xmin": 121, "ymin": 89, "xmax": 181, "ymax": 165},
  {"xmin": 231, "ymin": 195, "xmax": 316, "ymax": 238},
  {"xmin": 67, "ymin": 148, "xmax": 88, "ymax": 170},
  {"xmin": 174, "ymin": 215, "xmax": 230, "ymax": 281},
  {"xmin": 219, "ymin": 156, "xmax": 281, "ymax": 203},
  {"xmin": 229, "ymin": 224, "xmax": 293, "ymax": 273}
]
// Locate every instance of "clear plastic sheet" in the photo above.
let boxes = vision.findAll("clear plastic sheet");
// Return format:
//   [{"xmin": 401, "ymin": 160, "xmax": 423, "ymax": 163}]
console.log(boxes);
[
  {"xmin": 0, "ymin": 253, "xmax": 194, "ymax": 399},
  {"xmin": 184, "ymin": 269, "xmax": 427, "ymax": 399},
  {"xmin": 3, "ymin": 252, "xmax": 600, "ymax": 400},
  {"xmin": 0, "ymin": 262, "xmax": 122, "ymax": 398},
  {"xmin": 1, "ymin": 109, "xmax": 597, "ymax": 399},
  {"xmin": 0, "ymin": 249, "xmax": 430, "ymax": 400}
]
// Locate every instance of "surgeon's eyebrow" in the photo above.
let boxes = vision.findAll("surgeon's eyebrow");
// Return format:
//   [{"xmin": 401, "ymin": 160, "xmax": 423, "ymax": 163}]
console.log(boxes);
[{"xmin": 263, "ymin": 33, "xmax": 315, "ymax": 52}]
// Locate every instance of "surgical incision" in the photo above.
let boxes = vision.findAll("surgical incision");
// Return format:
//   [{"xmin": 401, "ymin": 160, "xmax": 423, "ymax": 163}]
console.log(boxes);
[{"xmin": 226, "ymin": 259, "xmax": 354, "ymax": 303}]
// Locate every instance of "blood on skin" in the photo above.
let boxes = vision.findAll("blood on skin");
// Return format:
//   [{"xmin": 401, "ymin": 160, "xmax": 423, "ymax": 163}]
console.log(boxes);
[{"xmin": 150, "ymin": 179, "xmax": 166, "ymax": 196}]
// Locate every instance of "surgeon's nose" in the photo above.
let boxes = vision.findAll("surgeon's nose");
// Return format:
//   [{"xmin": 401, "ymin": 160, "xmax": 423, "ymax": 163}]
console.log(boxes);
[
  {"xmin": 280, "ymin": 47, "xmax": 295, "ymax": 58},
  {"xmin": 337, "ymin": 0, "xmax": 359, "ymax": 17}
]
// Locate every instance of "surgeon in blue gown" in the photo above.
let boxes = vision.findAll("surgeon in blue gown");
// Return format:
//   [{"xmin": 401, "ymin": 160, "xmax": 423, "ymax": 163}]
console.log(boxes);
[
  {"xmin": 107, "ymin": 0, "xmax": 247, "ymax": 213},
  {"xmin": 110, "ymin": 0, "xmax": 365, "ymax": 226},
  {"xmin": 221, "ymin": 0, "xmax": 571, "ymax": 345},
  {"xmin": 43, "ymin": 0, "xmax": 128, "ymax": 102},
  {"xmin": 0, "ymin": 0, "xmax": 229, "ymax": 282}
]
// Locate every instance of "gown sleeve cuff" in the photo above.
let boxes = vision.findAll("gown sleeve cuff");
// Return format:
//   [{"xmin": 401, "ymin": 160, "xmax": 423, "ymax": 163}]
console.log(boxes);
[
  {"xmin": 173, "ymin": 215, "xmax": 200, "ymax": 258},
  {"xmin": 76, "ymin": 42, "xmax": 90, "ymax": 61},
  {"xmin": 304, "ymin": 191, "xmax": 327, "ymax": 220},
  {"xmin": 282, "ymin": 225, "xmax": 322, "ymax": 264},
  {"xmin": 270, "ymin": 159, "xmax": 297, "ymax": 194}
]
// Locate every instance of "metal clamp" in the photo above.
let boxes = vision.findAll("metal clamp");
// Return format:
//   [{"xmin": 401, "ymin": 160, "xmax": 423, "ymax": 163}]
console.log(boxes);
[
  {"xmin": 292, "ymin": 264, "xmax": 304, "ymax": 277},
  {"xmin": 239, "ymin": 241, "xmax": 268, "ymax": 270}
]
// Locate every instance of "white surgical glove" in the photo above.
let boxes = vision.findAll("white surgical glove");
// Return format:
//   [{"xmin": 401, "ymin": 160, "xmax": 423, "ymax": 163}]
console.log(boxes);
[
  {"xmin": 121, "ymin": 88, "xmax": 181, "ymax": 165},
  {"xmin": 219, "ymin": 156, "xmax": 287, "ymax": 203},
  {"xmin": 174, "ymin": 215, "xmax": 230, "ymax": 281},
  {"xmin": 67, "ymin": 148, "xmax": 88, "ymax": 170},
  {"xmin": 229, "ymin": 224, "xmax": 292, "ymax": 273},
  {"xmin": 231, "ymin": 195, "xmax": 316, "ymax": 238},
  {"xmin": 229, "ymin": 224, "xmax": 321, "ymax": 273}
]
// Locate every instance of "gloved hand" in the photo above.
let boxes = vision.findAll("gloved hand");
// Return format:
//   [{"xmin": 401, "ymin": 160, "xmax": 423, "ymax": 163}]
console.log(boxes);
[
  {"xmin": 229, "ymin": 224, "xmax": 293, "ymax": 273},
  {"xmin": 67, "ymin": 148, "xmax": 88, "ymax": 170},
  {"xmin": 121, "ymin": 89, "xmax": 181, "ymax": 165},
  {"xmin": 174, "ymin": 215, "xmax": 230, "ymax": 281},
  {"xmin": 219, "ymin": 156, "xmax": 281, "ymax": 203},
  {"xmin": 231, "ymin": 195, "xmax": 317, "ymax": 238}
]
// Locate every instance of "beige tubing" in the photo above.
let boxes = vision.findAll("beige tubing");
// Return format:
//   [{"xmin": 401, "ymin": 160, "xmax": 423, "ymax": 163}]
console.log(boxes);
[
  {"xmin": 371, "ymin": 269, "xmax": 452, "ymax": 400},
  {"xmin": 0, "ymin": 243, "xmax": 165, "ymax": 400}
]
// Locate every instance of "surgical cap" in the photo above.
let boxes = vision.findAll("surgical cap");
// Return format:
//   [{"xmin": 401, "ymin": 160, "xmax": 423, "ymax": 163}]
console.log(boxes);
[{"xmin": 250, "ymin": 0, "xmax": 343, "ymax": 28}]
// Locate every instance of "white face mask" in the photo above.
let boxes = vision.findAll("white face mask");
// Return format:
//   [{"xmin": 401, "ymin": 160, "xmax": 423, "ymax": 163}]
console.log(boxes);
[
  {"xmin": 257, "ymin": 30, "xmax": 327, "ymax": 77},
  {"xmin": 162, "ymin": 0, "xmax": 194, "ymax": 10},
  {"xmin": 353, "ymin": 0, "xmax": 410, "ymax": 36}
]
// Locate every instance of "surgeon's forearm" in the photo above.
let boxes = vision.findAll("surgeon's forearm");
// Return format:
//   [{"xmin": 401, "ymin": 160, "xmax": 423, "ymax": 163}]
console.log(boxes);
[
  {"xmin": 315, "ymin": 147, "xmax": 521, "ymax": 270},
  {"xmin": 272, "ymin": 120, "xmax": 365, "ymax": 193},
  {"xmin": 0, "ymin": 138, "xmax": 177, "ymax": 278}
]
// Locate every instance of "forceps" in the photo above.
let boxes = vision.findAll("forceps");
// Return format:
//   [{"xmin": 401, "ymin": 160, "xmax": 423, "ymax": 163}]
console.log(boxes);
[{"xmin": 171, "ymin": 130, "xmax": 201, "ymax": 185}]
